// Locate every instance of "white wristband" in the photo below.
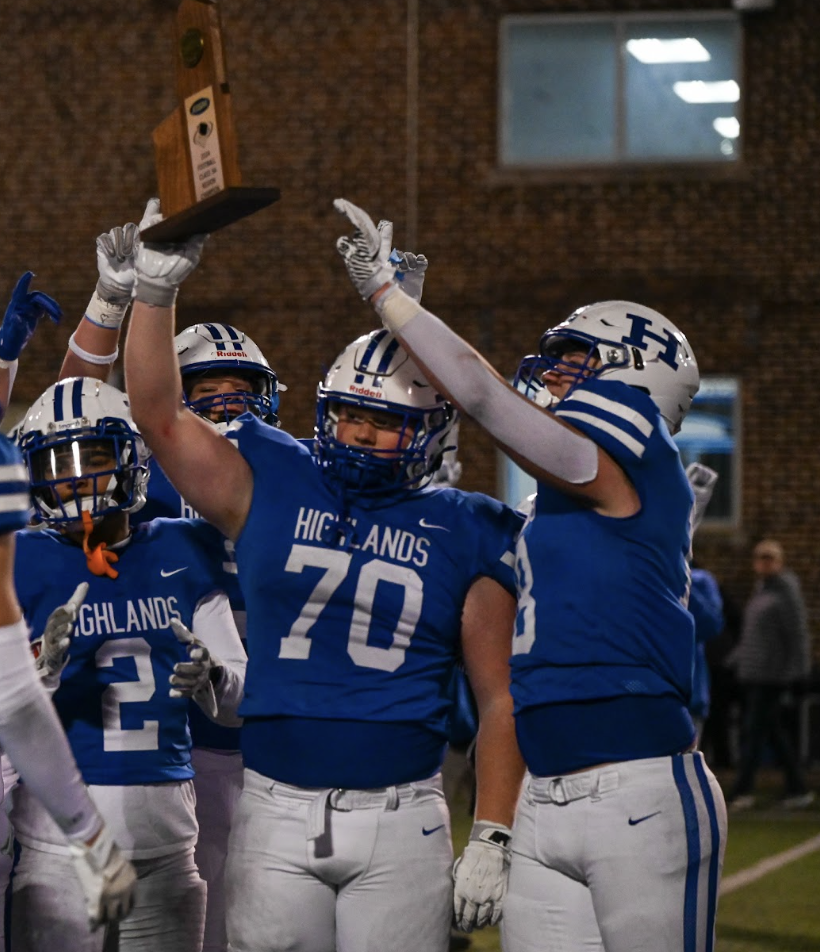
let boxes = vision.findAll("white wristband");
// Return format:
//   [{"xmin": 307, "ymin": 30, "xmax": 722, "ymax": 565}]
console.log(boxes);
[
  {"xmin": 84, "ymin": 291, "xmax": 129, "ymax": 330},
  {"xmin": 68, "ymin": 332, "xmax": 119, "ymax": 366},
  {"xmin": 0, "ymin": 357, "xmax": 18, "ymax": 372},
  {"xmin": 373, "ymin": 284, "xmax": 422, "ymax": 331}
]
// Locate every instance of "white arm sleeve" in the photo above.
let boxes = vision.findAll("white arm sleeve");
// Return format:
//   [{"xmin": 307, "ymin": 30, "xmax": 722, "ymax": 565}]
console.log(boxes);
[
  {"xmin": 192, "ymin": 591, "xmax": 246, "ymax": 727},
  {"xmin": 376, "ymin": 288, "xmax": 599, "ymax": 485},
  {"xmin": 0, "ymin": 620, "xmax": 102, "ymax": 843}
]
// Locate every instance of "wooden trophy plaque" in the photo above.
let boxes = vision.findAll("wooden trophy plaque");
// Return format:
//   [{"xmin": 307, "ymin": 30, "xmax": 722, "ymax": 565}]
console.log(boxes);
[{"xmin": 141, "ymin": 0, "xmax": 279, "ymax": 243}]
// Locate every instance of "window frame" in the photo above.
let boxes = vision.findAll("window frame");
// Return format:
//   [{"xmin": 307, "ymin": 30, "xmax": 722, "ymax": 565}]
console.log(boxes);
[{"xmin": 498, "ymin": 10, "xmax": 744, "ymax": 172}]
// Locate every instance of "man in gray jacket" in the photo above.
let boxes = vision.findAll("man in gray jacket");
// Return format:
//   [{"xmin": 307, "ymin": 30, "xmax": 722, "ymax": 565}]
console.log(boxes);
[{"xmin": 727, "ymin": 539, "xmax": 814, "ymax": 809}]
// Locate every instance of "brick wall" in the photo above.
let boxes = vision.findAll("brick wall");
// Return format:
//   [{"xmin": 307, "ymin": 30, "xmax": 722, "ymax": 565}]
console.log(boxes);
[{"xmin": 2, "ymin": 0, "xmax": 819, "ymax": 651}]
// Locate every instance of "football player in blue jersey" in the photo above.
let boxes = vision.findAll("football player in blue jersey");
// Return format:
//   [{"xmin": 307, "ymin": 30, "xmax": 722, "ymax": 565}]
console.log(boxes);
[
  {"xmin": 123, "ymin": 224, "xmax": 526, "ymax": 952},
  {"xmin": 55, "ymin": 203, "xmax": 285, "ymax": 952},
  {"xmin": 133, "ymin": 321, "xmax": 282, "ymax": 952},
  {"xmin": 10, "ymin": 377, "xmax": 247, "ymax": 952},
  {"xmin": 333, "ymin": 199, "xmax": 728, "ymax": 952},
  {"xmin": 0, "ymin": 271, "xmax": 136, "ymax": 943},
  {"xmin": 0, "ymin": 429, "xmax": 137, "ymax": 940}
]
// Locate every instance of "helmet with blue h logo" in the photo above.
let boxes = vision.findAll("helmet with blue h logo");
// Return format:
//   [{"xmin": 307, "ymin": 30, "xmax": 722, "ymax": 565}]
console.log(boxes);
[
  {"xmin": 515, "ymin": 300, "xmax": 699, "ymax": 434},
  {"xmin": 316, "ymin": 329, "xmax": 457, "ymax": 495},
  {"xmin": 175, "ymin": 323, "xmax": 284, "ymax": 430},
  {"xmin": 17, "ymin": 377, "xmax": 151, "ymax": 526}
]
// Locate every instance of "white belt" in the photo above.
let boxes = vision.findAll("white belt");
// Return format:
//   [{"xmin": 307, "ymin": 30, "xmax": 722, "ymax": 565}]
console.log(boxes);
[
  {"xmin": 528, "ymin": 769, "xmax": 620, "ymax": 805},
  {"xmin": 263, "ymin": 775, "xmax": 442, "ymax": 841}
]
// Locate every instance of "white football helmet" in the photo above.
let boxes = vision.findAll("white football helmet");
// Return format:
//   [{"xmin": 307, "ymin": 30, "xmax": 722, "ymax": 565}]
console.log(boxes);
[
  {"xmin": 17, "ymin": 378, "xmax": 151, "ymax": 526},
  {"xmin": 316, "ymin": 329, "xmax": 457, "ymax": 495},
  {"xmin": 175, "ymin": 322, "xmax": 284, "ymax": 430},
  {"xmin": 514, "ymin": 301, "xmax": 699, "ymax": 433}
]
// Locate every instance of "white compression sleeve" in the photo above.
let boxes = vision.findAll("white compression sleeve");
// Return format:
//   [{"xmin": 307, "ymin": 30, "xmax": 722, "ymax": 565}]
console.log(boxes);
[
  {"xmin": 192, "ymin": 591, "xmax": 246, "ymax": 727},
  {"xmin": 376, "ymin": 288, "xmax": 599, "ymax": 485},
  {"xmin": 0, "ymin": 620, "xmax": 102, "ymax": 843}
]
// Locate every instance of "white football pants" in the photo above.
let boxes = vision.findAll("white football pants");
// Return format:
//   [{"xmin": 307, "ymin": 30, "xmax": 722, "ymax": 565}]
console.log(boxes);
[
  {"xmin": 10, "ymin": 846, "xmax": 206, "ymax": 952},
  {"xmin": 225, "ymin": 769, "xmax": 453, "ymax": 952},
  {"xmin": 193, "ymin": 748, "xmax": 245, "ymax": 952},
  {"xmin": 502, "ymin": 752, "xmax": 727, "ymax": 952}
]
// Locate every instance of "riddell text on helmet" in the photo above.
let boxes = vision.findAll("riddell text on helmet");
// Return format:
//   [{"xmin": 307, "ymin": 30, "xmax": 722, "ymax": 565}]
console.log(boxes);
[{"xmin": 348, "ymin": 385, "xmax": 383, "ymax": 398}]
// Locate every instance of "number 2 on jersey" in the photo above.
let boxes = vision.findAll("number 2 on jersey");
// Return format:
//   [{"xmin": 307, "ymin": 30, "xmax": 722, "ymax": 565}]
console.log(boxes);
[{"xmin": 96, "ymin": 637, "xmax": 160, "ymax": 751}]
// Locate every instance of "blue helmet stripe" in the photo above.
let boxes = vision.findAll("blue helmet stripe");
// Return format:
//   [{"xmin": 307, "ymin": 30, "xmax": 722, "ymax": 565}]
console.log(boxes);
[
  {"xmin": 71, "ymin": 378, "xmax": 84, "ymax": 419},
  {"xmin": 203, "ymin": 323, "xmax": 226, "ymax": 351},
  {"xmin": 358, "ymin": 329, "xmax": 389, "ymax": 371},
  {"xmin": 52, "ymin": 382, "xmax": 65, "ymax": 422},
  {"xmin": 375, "ymin": 337, "xmax": 401, "ymax": 374},
  {"xmin": 223, "ymin": 325, "xmax": 242, "ymax": 348}
]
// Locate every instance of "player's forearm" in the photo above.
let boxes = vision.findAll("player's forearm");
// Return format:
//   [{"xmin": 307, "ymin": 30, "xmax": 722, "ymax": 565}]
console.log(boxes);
[
  {"xmin": 0, "ymin": 619, "xmax": 102, "ymax": 843},
  {"xmin": 193, "ymin": 593, "xmax": 246, "ymax": 726},
  {"xmin": 471, "ymin": 699, "xmax": 526, "ymax": 828},
  {"xmin": 124, "ymin": 299, "xmax": 185, "ymax": 439},
  {"xmin": 376, "ymin": 288, "xmax": 598, "ymax": 486},
  {"xmin": 59, "ymin": 316, "xmax": 122, "ymax": 381}
]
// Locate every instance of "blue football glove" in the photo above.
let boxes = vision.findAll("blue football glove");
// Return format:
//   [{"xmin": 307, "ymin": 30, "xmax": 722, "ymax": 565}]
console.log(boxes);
[{"xmin": 0, "ymin": 272, "xmax": 62, "ymax": 363}]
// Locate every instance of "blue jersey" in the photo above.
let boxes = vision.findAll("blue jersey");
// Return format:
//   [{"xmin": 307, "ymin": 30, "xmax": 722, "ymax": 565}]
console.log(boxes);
[
  {"xmin": 14, "ymin": 518, "xmax": 229, "ymax": 785},
  {"xmin": 226, "ymin": 416, "xmax": 522, "ymax": 787},
  {"xmin": 688, "ymin": 568, "xmax": 724, "ymax": 719},
  {"xmin": 133, "ymin": 456, "xmax": 246, "ymax": 751},
  {"xmin": 133, "ymin": 458, "xmax": 198, "ymax": 523},
  {"xmin": 510, "ymin": 379, "xmax": 696, "ymax": 772},
  {"xmin": 0, "ymin": 434, "xmax": 31, "ymax": 534}
]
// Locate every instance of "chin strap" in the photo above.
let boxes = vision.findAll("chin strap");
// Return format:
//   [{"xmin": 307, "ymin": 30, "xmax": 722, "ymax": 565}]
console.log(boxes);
[{"xmin": 81, "ymin": 510, "xmax": 119, "ymax": 579}]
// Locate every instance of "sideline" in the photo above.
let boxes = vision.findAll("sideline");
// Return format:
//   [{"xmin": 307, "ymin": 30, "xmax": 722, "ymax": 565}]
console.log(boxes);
[{"xmin": 720, "ymin": 833, "xmax": 820, "ymax": 895}]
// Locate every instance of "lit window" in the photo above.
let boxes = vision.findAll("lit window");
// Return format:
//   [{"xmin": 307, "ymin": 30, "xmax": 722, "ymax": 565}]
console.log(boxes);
[{"xmin": 499, "ymin": 13, "xmax": 742, "ymax": 166}]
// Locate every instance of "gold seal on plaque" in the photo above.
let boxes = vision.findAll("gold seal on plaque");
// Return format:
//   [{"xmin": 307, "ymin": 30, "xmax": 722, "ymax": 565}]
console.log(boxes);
[{"xmin": 180, "ymin": 28, "xmax": 205, "ymax": 69}]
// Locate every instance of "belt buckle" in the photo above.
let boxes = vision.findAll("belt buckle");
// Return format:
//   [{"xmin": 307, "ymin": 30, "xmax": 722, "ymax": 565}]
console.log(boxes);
[{"xmin": 548, "ymin": 778, "xmax": 568, "ymax": 805}]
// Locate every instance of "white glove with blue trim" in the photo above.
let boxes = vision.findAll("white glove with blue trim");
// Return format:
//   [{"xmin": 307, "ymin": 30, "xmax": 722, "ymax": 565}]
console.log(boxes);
[{"xmin": 389, "ymin": 248, "xmax": 428, "ymax": 303}]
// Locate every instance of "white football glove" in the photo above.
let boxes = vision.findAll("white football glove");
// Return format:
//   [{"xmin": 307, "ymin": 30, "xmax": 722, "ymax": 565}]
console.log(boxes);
[
  {"xmin": 389, "ymin": 248, "xmax": 428, "ymax": 303},
  {"xmin": 133, "ymin": 198, "xmax": 207, "ymax": 308},
  {"xmin": 33, "ymin": 582, "xmax": 89, "ymax": 682},
  {"xmin": 334, "ymin": 198, "xmax": 397, "ymax": 300},
  {"xmin": 67, "ymin": 822, "xmax": 137, "ymax": 931},
  {"xmin": 169, "ymin": 618, "xmax": 219, "ymax": 718},
  {"xmin": 453, "ymin": 821, "xmax": 512, "ymax": 932},
  {"xmin": 94, "ymin": 198, "xmax": 162, "ymax": 304},
  {"xmin": 686, "ymin": 462, "xmax": 719, "ymax": 532},
  {"xmin": 95, "ymin": 221, "xmax": 140, "ymax": 306},
  {"xmin": 86, "ymin": 199, "xmax": 164, "ymax": 331}
]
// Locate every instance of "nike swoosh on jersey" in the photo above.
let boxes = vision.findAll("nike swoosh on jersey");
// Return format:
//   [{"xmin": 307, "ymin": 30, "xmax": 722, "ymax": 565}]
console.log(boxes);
[
  {"xmin": 628, "ymin": 811, "xmax": 661, "ymax": 826},
  {"xmin": 160, "ymin": 567, "xmax": 188, "ymax": 578},
  {"xmin": 422, "ymin": 824, "xmax": 446, "ymax": 836},
  {"xmin": 418, "ymin": 518, "xmax": 449, "ymax": 531}
]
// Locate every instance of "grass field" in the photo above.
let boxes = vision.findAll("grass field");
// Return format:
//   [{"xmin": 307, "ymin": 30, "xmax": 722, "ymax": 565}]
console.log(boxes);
[{"xmin": 447, "ymin": 766, "xmax": 820, "ymax": 952}]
